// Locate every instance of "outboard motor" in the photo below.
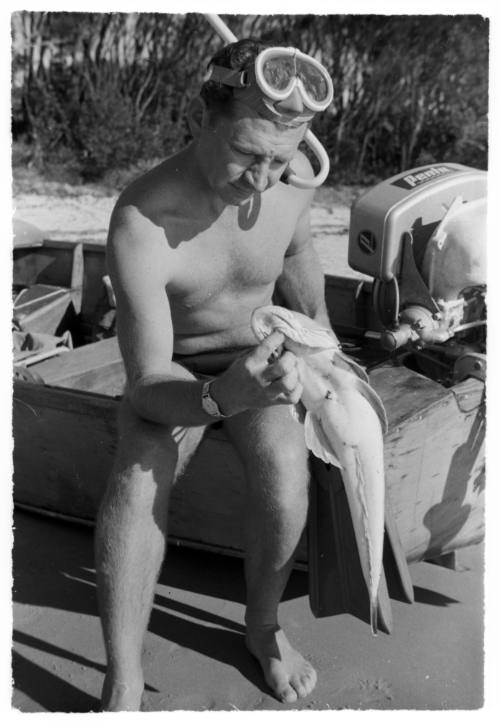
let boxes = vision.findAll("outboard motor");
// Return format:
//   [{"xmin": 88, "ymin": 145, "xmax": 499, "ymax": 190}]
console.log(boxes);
[{"xmin": 348, "ymin": 163, "xmax": 487, "ymax": 383}]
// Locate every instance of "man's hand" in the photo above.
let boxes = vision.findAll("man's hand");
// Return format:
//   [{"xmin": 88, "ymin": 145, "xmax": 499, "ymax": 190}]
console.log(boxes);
[{"xmin": 211, "ymin": 331, "xmax": 303, "ymax": 416}]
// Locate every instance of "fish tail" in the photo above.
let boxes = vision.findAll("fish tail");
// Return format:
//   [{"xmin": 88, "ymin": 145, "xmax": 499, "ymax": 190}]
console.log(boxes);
[
  {"xmin": 370, "ymin": 598, "xmax": 378, "ymax": 636},
  {"xmin": 353, "ymin": 451, "xmax": 379, "ymax": 637},
  {"xmin": 353, "ymin": 451, "xmax": 374, "ymax": 583}
]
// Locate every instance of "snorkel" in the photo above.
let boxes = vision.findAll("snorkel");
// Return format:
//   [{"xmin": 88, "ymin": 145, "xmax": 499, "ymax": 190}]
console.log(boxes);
[{"xmin": 204, "ymin": 13, "xmax": 332, "ymax": 190}]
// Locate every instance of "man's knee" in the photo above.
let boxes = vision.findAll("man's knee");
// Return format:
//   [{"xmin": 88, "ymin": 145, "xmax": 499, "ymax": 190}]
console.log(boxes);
[
  {"xmin": 247, "ymin": 412, "xmax": 308, "ymax": 474},
  {"xmin": 113, "ymin": 397, "xmax": 204, "ymax": 484},
  {"xmin": 247, "ymin": 436, "xmax": 310, "ymax": 521},
  {"xmin": 231, "ymin": 411, "xmax": 310, "ymax": 506},
  {"xmin": 262, "ymin": 439, "xmax": 309, "ymax": 483},
  {"xmin": 117, "ymin": 397, "xmax": 176, "ymax": 455},
  {"xmin": 117, "ymin": 360, "xmax": 204, "ymax": 454}
]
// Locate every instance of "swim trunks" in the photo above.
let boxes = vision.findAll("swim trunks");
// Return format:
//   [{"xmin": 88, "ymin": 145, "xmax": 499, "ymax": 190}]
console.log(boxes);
[{"xmin": 172, "ymin": 346, "xmax": 254, "ymax": 377}]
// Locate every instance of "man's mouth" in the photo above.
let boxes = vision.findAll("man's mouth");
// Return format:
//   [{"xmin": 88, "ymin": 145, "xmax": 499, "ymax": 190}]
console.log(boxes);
[{"xmin": 230, "ymin": 182, "xmax": 255, "ymax": 197}]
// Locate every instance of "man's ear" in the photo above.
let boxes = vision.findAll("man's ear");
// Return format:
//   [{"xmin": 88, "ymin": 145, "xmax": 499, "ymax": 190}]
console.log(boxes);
[{"xmin": 187, "ymin": 97, "xmax": 206, "ymax": 138}]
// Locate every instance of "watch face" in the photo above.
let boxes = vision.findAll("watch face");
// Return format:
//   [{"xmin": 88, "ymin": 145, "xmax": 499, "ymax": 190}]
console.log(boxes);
[
  {"xmin": 203, "ymin": 395, "xmax": 219, "ymax": 416},
  {"xmin": 202, "ymin": 381, "xmax": 222, "ymax": 417}
]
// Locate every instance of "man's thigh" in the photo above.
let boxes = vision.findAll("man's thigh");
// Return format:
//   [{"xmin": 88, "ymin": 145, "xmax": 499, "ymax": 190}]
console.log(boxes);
[{"xmin": 223, "ymin": 404, "xmax": 309, "ymax": 494}]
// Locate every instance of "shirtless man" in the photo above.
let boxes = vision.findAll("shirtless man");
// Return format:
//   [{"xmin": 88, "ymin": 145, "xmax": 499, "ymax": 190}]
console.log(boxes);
[{"xmin": 95, "ymin": 39, "xmax": 334, "ymax": 711}]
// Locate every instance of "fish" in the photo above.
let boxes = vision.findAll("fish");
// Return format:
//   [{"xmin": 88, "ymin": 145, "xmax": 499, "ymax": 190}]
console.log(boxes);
[{"xmin": 251, "ymin": 305, "xmax": 388, "ymax": 635}]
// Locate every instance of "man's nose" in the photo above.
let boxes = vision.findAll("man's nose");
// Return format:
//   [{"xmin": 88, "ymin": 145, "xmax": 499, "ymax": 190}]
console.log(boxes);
[
  {"xmin": 275, "ymin": 87, "xmax": 305, "ymax": 115},
  {"xmin": 246, "ymin": 160, "xmax": 271, "ymax": 192}
]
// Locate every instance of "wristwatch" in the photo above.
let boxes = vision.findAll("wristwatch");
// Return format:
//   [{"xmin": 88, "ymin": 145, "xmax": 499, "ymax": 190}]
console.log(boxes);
[{"xmin": 201, "ymin": 379, "xmax": 229, "ymax": 418}]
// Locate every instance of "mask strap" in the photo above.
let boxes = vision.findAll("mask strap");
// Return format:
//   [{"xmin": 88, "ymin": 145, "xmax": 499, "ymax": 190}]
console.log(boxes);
[{"xmin": 205, "ymin": 65, "xmax": 249, "ymax": 88}]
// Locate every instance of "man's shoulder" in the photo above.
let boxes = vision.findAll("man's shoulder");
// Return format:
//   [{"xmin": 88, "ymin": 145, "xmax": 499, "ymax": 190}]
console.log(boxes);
[
  {"xmin": 114, "ymin": 160, "xmax": 168, "ymax": 215},
  {"xmin": 108, "ymin": 203, "xmax": 153, "ymax": 249},
  {"xmin": 107, "ymin": 196, "xmax": 168, "ymax": 268},
  {"xmin": 106, "ymin": 200, "xmax": 172, "ymax": 290},
  {"xmin": 109, "ymin": 159, "xmax": 174, "ymax": 242}
]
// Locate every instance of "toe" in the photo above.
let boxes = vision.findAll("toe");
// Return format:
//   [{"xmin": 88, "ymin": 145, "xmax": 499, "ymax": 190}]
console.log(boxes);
[
  {"xmin": 302, "ymin": 668, "xmax": 318, "ymax": 693},
  {"xmin": 291, "ymin": 670, "xmax": 317, "ymax": 699},
  {"xmin": 277, "ymin": 683, "xmax": 298, "ymax": 704},
  {"xmin": 291, "ymin": 680, "xmax": 308, "ymax": 699}
]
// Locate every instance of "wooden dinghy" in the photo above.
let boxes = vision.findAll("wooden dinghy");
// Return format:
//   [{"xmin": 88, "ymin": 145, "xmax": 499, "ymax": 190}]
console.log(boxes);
[{"xmin": 12, "ymin": 238, "xmax": 485, "ymax": 575}]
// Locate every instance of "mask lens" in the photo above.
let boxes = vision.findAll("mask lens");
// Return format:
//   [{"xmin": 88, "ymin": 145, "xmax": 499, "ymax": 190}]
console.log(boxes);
[
  {"xmin": 296, "ymin": 58, "xmax": 329, "ymax": 102},
  {"xmin": 261, "ymin": 57, "xmax": 296, "ymax": 92}
]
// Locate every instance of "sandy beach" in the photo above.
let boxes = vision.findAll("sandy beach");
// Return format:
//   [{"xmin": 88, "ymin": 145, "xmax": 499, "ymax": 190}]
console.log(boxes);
[
  {"xmin": 12, "ymin": 511, "xmax": 484, "ymax": 712},
  {"xmin": 11, "ymin": 181, "xmax": 486, "ymax": 712}
]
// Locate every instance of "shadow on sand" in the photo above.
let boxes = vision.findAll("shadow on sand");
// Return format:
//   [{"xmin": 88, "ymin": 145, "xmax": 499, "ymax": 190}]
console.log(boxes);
[{"xmin": 12, "ymin": 509, "xmax": 308, "ymax": 710}]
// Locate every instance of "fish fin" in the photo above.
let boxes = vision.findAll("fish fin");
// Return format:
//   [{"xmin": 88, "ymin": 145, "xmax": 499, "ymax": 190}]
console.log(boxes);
[
  {"xmin": 289, "ymin": 402, "xmax": 306, "ymax": 424},
  {"xmin": 334, "ymin": 351, "xmax": 370, "ymax": 382},
  {"xmin": 297, "ymin": 326, "xmax": 340, "ymax": 350},
  {"xmin": 254, "ymin": 306, "xmax": 339, "ymax": 351},
  {"xmin": 330, "ymin": 352, "xmax": 388, "ymax": 432},
  {"xmin": 350, "ymin": 377, "xmax": 389, "ymax": 434},
  {"xmin": 304, "ymin": 412, "xmax": 343, "ymax": 468}
]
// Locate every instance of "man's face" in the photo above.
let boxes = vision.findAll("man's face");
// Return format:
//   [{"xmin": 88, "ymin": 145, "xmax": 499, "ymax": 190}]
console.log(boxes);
[{"xmin": 197, "ymin": 101, "xmax": 307, "ymax": 206}]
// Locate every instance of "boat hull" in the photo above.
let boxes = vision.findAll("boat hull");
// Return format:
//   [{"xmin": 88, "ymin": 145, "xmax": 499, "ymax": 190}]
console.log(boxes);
[{"xmin": 13, "ymin": 361, "xmax": 485, "ymax": 565}]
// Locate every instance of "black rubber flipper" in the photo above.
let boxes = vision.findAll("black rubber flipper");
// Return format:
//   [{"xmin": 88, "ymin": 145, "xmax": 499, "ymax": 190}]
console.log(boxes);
[
  {"xmin": 383, "ymin": 495, "xmax": 415, "ymax": 603},
  {"xmin": 308, "ymin": 457, "xmax": 413, "ymax": 633}
]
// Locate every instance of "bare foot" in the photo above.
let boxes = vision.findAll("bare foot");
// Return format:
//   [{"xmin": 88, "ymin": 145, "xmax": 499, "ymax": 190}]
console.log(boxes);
[
  {"xmin": 246, "ymin": 624, "xmax": 317, "ymax": 703},
  {"xmin": 100, "ymin": 675, "xmax": 144, "ymax": 712}
]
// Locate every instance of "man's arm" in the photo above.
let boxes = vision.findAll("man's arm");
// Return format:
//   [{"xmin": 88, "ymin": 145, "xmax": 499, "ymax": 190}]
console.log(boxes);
[
  {"xmin": 275, "ymin": 156, "xmax": 331, "ymax": 328},
  {"xmin": 108, "ymin": 204, "xmax": 217, "ymax": 427}
]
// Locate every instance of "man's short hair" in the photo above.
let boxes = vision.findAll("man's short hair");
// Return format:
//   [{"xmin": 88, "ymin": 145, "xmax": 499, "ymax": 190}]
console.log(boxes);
[{"xmin": 200, "ymin": 38, "xmax": 271, "ymax": 116}]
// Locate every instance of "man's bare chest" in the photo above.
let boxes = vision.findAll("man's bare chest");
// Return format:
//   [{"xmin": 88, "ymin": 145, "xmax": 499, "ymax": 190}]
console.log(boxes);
[{"xmin": 166, "ymin": 199, "xmax": 299, "ymax": 301}]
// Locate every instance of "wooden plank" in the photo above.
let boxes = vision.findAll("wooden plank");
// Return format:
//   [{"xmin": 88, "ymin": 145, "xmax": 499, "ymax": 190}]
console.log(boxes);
[
  {"xmin": 41, "ymin": 239, "xmax": 106, "ymax": 253},
  {"xmin": 370, "ymin": 364, "xmax": 450, "ymax": 428},
  {"xmin": 382, "ymin": 374, "xmax": 485, "ymax": 562},
  {"xmin": 15, "ymin": 292, "xmax": 75, "ymax": 337},
  {"xmin": 14, "ymin": 285, "xmax": 68, "ymax": 312},
  {"xmin": 30, "ymin": 337, "xmax": 126, "ymax": 396},
  {"xmin": 13, "ymin": 383, "xmax": 118, "ymax": 520},
  {"xmin": 70, "ymin": 243, "xmax": 84, "ymax": 313}
]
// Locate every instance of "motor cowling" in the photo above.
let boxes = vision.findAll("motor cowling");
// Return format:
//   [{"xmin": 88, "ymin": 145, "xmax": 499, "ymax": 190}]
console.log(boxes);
[{"xmin": 348, "ymin": 164, "xmax": 487, "ymax": 354}]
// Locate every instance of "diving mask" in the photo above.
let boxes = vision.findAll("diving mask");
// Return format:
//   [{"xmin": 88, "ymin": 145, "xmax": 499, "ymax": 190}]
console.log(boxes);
[{"xmin": 206, "ymin": 47, "xmax": 334, "ymax": 125}]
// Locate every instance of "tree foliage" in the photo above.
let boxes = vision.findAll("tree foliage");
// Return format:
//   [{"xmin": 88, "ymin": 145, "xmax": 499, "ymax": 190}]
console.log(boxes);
[{"xmin": 11, "ymin": 11, "xmax": 489, "ymax": 184}]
